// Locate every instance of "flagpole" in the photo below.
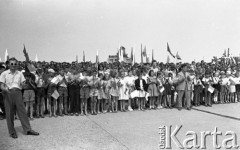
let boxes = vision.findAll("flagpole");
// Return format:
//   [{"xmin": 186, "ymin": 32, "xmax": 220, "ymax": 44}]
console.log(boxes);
[
  {"xmin": 141, "ymin": 44, "xmax": 143, "ymax": 65},
  {"xmin": 152, "ymin": 49, "xmax": 154, "ymax": 63}
]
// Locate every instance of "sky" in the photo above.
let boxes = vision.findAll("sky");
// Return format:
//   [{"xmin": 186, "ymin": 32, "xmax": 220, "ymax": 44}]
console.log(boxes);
[{"xmin": 0, "ymin": 0, "xmax": 240, "ymax": 63}]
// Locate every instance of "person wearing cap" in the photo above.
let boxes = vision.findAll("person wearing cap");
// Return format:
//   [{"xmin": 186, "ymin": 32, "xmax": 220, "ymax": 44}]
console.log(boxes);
[{"xmin": 0, "ymin": 57, "xmax": 39, "ymax": 139}]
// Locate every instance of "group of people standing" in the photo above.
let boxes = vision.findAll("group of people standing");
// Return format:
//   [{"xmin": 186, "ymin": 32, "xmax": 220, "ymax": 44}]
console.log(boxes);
[{"xmin": 1, "ymin": 57, "xmax": 240, "ymax": 138}]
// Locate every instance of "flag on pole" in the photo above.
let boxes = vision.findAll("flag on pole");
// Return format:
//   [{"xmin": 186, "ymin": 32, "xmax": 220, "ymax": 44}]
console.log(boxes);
[
  {"xmin": 121, "ymin": 47, "xmax": 124, "ymax": 62},
  {"xmin": 147, "ymin": 51, "xmax": 150, "ymax": 63},
  {"xmin": 132, "ymin": 47, "xmax": 135, "ymax": 66},
  {"xmin": 35, "ymin": 54, "xmax": 39, "ymax": 62},
  {"xmin": 23, "ymin": 44, "xmax": 30, "ymax": 63},
  {"xmin": 143, "ymin": 46, "xmax": 147, "ymax": 57},
  {"xmin": 176, "ymin": 52, "xmax": 181, "ymax": 60},
  {"xmin": 95, "ymin": 50, "xmax": 99, "ymax": 69},
  {"xmin": 83, "ymin": 51, "xmax": 85, "ymax": 62},
  {"xmin": 118, "ymin": 48, "xmax": 121, "ymax": 62},
  {"xmin": 131, "ymin": 47, "xmax": 133, "ymax": 62},
  {"xmin": 230, "ymin": 54, "xmax": 236, "ymax": 64},
  {"xmin": 152, "ymin": 49, "xmax": 154, "ymax": 63},
  {"xmin": 223, "ymin": 50, "xmax": 226, "ymax": 57},
  {"xmin": 76, "ymin": 55, "xmax": 78, "ymax": 63},
  {"xmin": 96, "ymin": 50, "xmax": 99, "ymax": 63},
  {"xmin": 4, "ymin": 49, "xmax": 9, "ymax": 62},
  {"xmin": 167, "ymin": 43, "xmax": 175, "ymax": 58},
  {"xmin": 167, "ymin": 55, "xmax": 170, "ymax": 64},
  {"xmin": 141, "ymin": 44, "xmax": 143, "ymax": 64}
]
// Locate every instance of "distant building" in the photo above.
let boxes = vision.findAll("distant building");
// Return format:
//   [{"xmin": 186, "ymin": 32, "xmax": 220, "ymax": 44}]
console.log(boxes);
[
  {"xmin": 107, "ymin": 46, "xmax": 132, "ymax": 63},
  {"xmin": 108, "ymin": 55, "xmax": 118, "ymax": 63}
]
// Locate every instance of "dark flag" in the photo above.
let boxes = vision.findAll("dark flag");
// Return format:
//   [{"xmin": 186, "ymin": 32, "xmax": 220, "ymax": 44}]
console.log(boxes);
[
  {"xmin": 167, "ymin": 43, "xmax": 175, "ymax": 58},
  {"xmin": 23, "ymin": 44, "xmax": 30, "ymax": 63},
  {"xmin": 143, "ymin": 46, "xmax": 147, "ymax": 57},
  {"xmin": 223, "ymin": 50, "xmax": 226, "ymax": 57},
  {"xmin": 83, "ymin": 51, "xmax": 85, "ymax": 62},
  {"xmin": 141, "ymin": 44, "xmax": 143, "ymax": 64},
  {"xmin": 131, "ymin": 47, "xmax": 133, "ymax": 61},
  {"xmin": 76, "ymin": 55, "xmax": 78, "ymax": 63},
  {"xmin": 152, "ymin": 49, "xmax": 154, "ymax": 63}
]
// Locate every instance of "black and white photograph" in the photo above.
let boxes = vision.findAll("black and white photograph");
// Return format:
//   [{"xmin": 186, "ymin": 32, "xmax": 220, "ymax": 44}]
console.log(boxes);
[{"xmin": 0, "ymin": 0, "xmax": 240, "ymax": 149}]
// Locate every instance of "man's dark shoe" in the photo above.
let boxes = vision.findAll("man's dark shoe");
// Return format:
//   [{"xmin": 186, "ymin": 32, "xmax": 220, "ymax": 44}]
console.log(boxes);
[
  {"xmin": 26, "ymin": 130, "xmax": 39, "ymax": 136},
  {"xmin": 187, "ymin": 108, "xmax": 191, "ymax": 111},
  {"xmin": 0, "ymin": 115, "xmax": 5, "ymax": 120},
  {"xmin": 10, "ymin": 133, "xmax": 18, "ymax": 139},
  {"xmin": 178, "ymin": 108, "xmax": 182, "ymax": 111}
]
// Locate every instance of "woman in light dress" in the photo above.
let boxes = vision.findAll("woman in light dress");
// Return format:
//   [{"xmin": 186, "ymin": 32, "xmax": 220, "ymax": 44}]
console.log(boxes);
[
  {"xmin": 118, "ymin": 71, "xmax": 129, "ymax": 112},
  {"xmin": 147, "ymin": 70, "xmax": 159, "ymax": 109}
]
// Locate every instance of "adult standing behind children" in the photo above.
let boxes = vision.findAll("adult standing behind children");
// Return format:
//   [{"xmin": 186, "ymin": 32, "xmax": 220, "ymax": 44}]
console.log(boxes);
[{"xmin": 0, "ymin": 57, "xmax": 39, "ymax": 139}]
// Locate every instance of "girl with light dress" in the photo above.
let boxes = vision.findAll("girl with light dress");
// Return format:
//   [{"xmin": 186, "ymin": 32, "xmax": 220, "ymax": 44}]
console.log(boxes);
[
  {"xmin": 109, "ymin": 71, "xmax": 119, "ymax": 113},
  {"xmin": 118, "ymin": 71, "xmax": 129, "ymax": 112},
  {"xmin": 97, "ymin": 73, "xmax": 107, "ymax": 113},
  {"xmin": 147, "ymin": 70, "xmax": 159, "ymax": 109}
]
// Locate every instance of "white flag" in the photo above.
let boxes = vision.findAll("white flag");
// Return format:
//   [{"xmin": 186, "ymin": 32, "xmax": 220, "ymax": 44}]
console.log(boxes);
[
  {"xmin": 4, "ymin": 49, "xmax": 8, "ymax": 62},
  {"xmin": 35, "ymin": 54, "xmax": 39, "ymax": 62}
]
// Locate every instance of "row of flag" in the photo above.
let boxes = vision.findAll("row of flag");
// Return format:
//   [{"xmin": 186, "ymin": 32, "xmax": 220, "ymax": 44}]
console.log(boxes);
[
  {"xmin": 2, "ymin": 47, "xmax": 39, "ymax": 62},
  {"xmin": 167, "ymin": 43, "xmax": 182, "ymax": 60},
  {"xmin": 2, "ymin": 43, "xmax": 181, "ymax": 64}
]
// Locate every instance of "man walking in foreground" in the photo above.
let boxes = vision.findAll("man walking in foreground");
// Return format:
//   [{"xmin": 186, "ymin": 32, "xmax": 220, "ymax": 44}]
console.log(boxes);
[{"xmin": 0, "ymin": 57, "xmax": 39, "ymax": 139}]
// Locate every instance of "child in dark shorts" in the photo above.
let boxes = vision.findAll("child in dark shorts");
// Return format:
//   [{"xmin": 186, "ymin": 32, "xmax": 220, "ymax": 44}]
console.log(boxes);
[
  {"xmin": 57, "ymin": 69, "xmax": 68, "ymax": 116},
  {"xmin": 164, "ymin": 73, "xmax": 173, "ymax": 108},
  {"xmin": 79, "ymin": 70, "xmax": 90, "ymax": 115},
  {"xmin": 35, "ymin": 69, "xmax": 46, "ymax": 118}
]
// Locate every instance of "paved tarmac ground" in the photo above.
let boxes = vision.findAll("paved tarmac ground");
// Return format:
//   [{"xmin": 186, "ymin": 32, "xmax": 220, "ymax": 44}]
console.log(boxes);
[{"xmin": 0, "ymin": 103, "xmax": 240, "ymax": 150}]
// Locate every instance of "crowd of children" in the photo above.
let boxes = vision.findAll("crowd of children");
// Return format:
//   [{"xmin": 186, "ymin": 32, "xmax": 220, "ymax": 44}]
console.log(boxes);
[{"xmin": 0, "ymin": 59, "xmax": 240, "ymax": 120}]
